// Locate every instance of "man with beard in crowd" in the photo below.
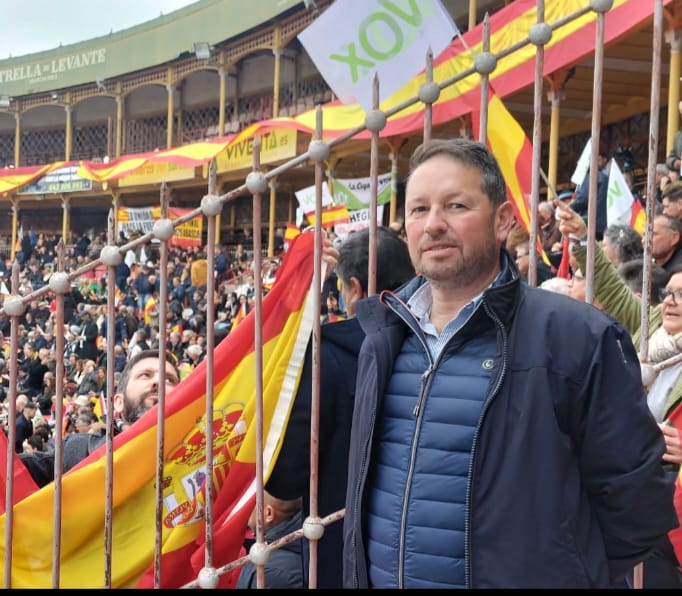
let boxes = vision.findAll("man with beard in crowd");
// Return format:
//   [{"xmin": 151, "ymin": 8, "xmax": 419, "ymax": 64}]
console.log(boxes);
[{"xmin": 62, "ymin": 349, "xmax": 180, "ymax": 472}]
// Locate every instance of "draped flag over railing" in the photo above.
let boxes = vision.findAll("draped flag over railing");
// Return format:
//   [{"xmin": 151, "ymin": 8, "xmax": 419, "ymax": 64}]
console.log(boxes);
[
  {"xmin": 473, "ymin": 91, "xmax": 552, "ymax": 268},
  {"xmin": 0, "ymin": 231, "xmax": 317, "ymax": 588}
]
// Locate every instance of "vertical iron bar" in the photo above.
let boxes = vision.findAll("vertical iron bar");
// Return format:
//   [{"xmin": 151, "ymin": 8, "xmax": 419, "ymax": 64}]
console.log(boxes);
[
  {"xmin": 307, "ymin": 104, "xmax": 325, "ymax": 589},
  {"xmin": 50, "ymin": 240, "xmax": 66, "ymax": 588},
  {"xmin": 584, "ymin": 8, "xmax": 607, "ymax": 305},
  {"xmin": 153, "ymin": 182, "xmax": 172, "ymax": 586},
  {"xmin": 639, "ymin": 0, "xmax": 664, "ymax": 368},
  {"xmin": 201, "ymin": 161, "xmax": 218, "ymax": 575},
  {"xmin": 528, "ymin": 0, "xmax": 547, "ymax": 288}
]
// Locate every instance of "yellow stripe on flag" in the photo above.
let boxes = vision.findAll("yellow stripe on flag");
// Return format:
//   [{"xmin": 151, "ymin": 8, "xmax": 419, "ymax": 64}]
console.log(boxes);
[
  {"xmin": 305, "ymin": 205, "xmax": 349, "ymax": 228},
  {"xmin": 284, "ymin": 224, "xmax": 301, "ymax": 242}
]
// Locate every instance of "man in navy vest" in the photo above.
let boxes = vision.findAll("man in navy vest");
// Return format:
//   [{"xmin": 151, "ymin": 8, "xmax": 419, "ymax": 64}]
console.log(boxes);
[{"xmin": 342, "ymin": 138, "xmax": 677, "ymax": 588}]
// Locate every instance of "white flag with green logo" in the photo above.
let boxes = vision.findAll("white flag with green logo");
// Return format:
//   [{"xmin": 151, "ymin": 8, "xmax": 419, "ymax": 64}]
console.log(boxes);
[
  {"xmin": 331, "ymin": 173, "xmax": 392, "ymax": 209},
  {"xmin": 298, "ymin": 0, "xmax": 459, "ymax": 112},
  {"xmin": 606, "ymin": 158, "xmax": 635, "ymax": 228}
]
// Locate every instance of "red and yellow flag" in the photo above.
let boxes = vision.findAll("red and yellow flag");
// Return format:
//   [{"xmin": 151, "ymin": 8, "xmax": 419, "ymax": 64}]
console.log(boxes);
[
  {"xmin": 305, "ymin": 204, "xmax": 350, "ymax": 229},
  {"xmin": 284, "ymin": 223, "xmax": 301, "ymax": 243},
  {"xmin": 0, "ymin": 431, "xmax": 38, "ymax": 516},
  {"xmin": 0, "ymin": 232, "xmax": 317, "ymax": 588},
  {"xmin": 631, "ymin": 200, "xmax": 646, "ymax": 237}
]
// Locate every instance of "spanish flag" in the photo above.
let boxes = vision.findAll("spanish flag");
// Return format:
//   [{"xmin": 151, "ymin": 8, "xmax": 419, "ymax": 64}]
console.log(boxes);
[
  {"xmin": 0, "ymin": 231, "xmax": 317, "ymax": 588},
  {"xmin": 0, "ymin": 431, "xmax": 38, "ymax": 516},
  {"xmin": 284, "ymin": 223, "xmax": 301, "ymax": 247},
  {"xmin": 305, "ymin": 204, "xmax": 350, "ymax": 229}
]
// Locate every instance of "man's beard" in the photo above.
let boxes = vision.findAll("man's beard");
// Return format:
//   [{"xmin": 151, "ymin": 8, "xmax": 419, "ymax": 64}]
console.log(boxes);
[
  {"xmin": 417, "ymin": 231, "xmax": 500, "ymax": 288},
  {"xmin": 122, "ymin": 389, "xmax": 155, "ymax": 425}
]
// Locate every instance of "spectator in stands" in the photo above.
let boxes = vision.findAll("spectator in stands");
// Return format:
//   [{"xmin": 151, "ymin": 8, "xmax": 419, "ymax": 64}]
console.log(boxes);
[
  {"xmin": 600, "ymin": 223, "xmax": 643, "ymax": 267},
  {"xmin": 134, "ymin": 263, "xmax": 155, "ymax": 316},
  {"xmin": 652, "ymin": 214, "xmax": 682, "ymax": 273},
  {"xmin": 36, "ymin": 370, "xmax": 56, "ymax": 417},
  {"xmin": 662, "ymin": 181, "xmax": 682, "ymax": 222},
  {"xmin": 570, "ymin": 151, "xmax": 610, "ymax": 241},
  {"xmin": 267, "ymin": 226, "xmax": 415, "ymax": 588},
  {"xmin": 321, "ymin": 290, "xmax": 345, "ymax": 324},
  {"xmin": 558, "ymin": 201, "xmax": 682, "ymax": 588},
  {"xmin": 617, "ymin": 258, "xmax": 670, "ymax": 306},
  {"xmin": 63, "ymin": 349, "xmax": 180, "ymax": 472},
  {"xmin": 236, "ymin": 491, "xmax": 304, "ymax": 589},
  {"xmin": 215, "ymin": 244, "xmax": 230, "ymax": 284},
  {"xmin": 538, "ymin": 200, "xmax": 562, "ymax": 255},
  {"xmin": 15, "ymin": 399, "xmax": 37, "ymax": 454},
  {"xmin": 75, "ymin": 307, "xmax": 100, "ymax": 362},
  {"xmin": 19, "ymin": 342, "xmax": 49, "ymax": 399}
]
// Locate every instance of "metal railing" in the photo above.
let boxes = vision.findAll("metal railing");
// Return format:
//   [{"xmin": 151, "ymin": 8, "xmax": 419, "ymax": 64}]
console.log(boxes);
[{"xmin": 0, "ymin": 0, "xmax": 665, "ymax": 589}]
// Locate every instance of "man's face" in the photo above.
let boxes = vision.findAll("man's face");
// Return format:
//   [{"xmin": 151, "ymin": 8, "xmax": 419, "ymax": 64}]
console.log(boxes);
[
  {"xmin": 662, "ymin": 197, "xmax": 682, "ymax": 220},
  {"xmin": 116, "ymin": 357, "xmax": 180, "ymax": 425},
  {"xmin": 600, "ymin": 236, "xmax": 620, "ymax": 265},
  {"xmin": 652, "ymin": 216, "xmax": 680, "ymax": 261},
  {"xmin": 404, "ymin": 154, "xmax": 512, "ymax": 291}
]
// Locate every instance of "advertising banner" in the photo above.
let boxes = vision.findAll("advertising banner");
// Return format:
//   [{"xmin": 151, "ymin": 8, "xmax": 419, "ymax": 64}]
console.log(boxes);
[{"xmin": 117, "ymin": 206, "xmax": 203, "ymax": 248}]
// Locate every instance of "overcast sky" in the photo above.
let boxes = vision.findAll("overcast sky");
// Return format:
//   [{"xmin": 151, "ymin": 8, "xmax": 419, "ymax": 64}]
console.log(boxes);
[{"xmin": 0, "ymin": 0, "xmax": 199, "ymax": 59}]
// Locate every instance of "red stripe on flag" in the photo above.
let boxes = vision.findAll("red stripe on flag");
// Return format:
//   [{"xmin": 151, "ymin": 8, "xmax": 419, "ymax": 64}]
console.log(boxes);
[{"xmin": 0, "ymin": 429, "xmax": 39, "ymax": 515}]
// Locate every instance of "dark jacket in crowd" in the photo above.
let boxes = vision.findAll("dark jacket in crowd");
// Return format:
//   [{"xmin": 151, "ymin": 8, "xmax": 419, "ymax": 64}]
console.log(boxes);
[
  {"xmin": 267, "ymin": 317, "xmax": 365, "ymax": 588},
  {"xmin": 570, "ymin": 168, "xmax": 608, "ymax": 241},
  {"xmin": 343, "ymin": 250, "xmax": 677, "ymax": 589},
  {"xmin": 236, "ymin": 510, "xmax": 304, "ymax": 589}
]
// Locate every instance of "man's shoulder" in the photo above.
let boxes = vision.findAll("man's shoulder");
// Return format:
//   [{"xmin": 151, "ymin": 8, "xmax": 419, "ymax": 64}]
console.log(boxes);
[{"xmin": 63, "ymin": 431, "xmax": 106, "ymax": 471}]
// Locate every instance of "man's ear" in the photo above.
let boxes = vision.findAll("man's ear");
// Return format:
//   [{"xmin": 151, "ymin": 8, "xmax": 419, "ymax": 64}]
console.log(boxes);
[
  {"xmin": 349, "ymin": 276, "xmax": 365, "ymax": 302},
  {"xmin": 263, "ymin": 504, "xmax": 275, "ymax": 525},
  {"xmin": 113, "ymin": 393, "xmax": 124, "ymax": 416},
  {"xmin": 495, "ymin": 202, "xmax": 516, "ymax": 244}
]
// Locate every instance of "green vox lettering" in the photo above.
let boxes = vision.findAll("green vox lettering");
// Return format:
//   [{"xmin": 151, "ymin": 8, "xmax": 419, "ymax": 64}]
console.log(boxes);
[{"xmin": 329, "ymin": 0, "xmax": 423, "ymax": 83}]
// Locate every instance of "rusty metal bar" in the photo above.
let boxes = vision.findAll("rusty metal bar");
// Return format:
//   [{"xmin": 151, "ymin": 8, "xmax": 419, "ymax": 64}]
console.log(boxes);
[
  {"xmin": 478, "ymin": 13, "xmax": 491, "ymax": 145},
  {"xmin": 201, "ymin": 160, "xmax": 220, "ymax": 577},
  {"xmin": 3, "ymin": 260, "xmax": 21, "ymax": 588},
  {"xmin": 306, "ymin": 104, "xmax": 325, "ymax": 590},
  {"xmin": 639, "ymin": 0, "xmax": 664, "ymax": 364},
  {"xmin": 527, "ymin": 0, "xmax": 547, "ymax": 288},
  {"xmin": 103, "ymin": 210, "xmax": 116, "ymax": 588},
  {"xmin": 583, "ymin": 5, "xmax": 607, "ymax": 305},
  {"xmin": 250, "ymin": 136, "xmax": 267, "ymax": 589}
]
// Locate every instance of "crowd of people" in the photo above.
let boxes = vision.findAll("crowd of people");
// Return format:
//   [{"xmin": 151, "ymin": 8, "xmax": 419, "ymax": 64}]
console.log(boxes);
[{"xmin": 1, "ymin": 138, "xmax": 682, "ymax": 589}]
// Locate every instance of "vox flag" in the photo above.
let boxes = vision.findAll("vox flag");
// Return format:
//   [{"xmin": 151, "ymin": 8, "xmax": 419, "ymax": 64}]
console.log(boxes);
[
  {"xmin": 606, "ymin": 158, "xmax": 645, "ymax": 236},
  {"xmin": 298, "ymin": 0, "xmax": 459, "ymax": 112}
]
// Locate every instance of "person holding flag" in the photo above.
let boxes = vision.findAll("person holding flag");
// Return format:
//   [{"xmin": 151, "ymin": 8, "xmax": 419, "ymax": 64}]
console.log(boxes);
[
  {"xmin": 569, "ymin": 151, "xmax": 610, "ymax": 241},
  {"xmin": 557, "ymin": 200, "xmax": 682, "ymax": 588}
]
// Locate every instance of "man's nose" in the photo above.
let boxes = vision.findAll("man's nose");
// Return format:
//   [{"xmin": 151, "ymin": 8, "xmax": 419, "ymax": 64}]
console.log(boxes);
[{"xmin": 423, "ymin": 206, "xmax": 446, "ymax": 234}]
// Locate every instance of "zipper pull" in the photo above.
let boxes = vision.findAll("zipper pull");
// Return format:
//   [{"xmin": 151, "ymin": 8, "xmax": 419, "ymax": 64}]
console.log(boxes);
[{"xmin": 413, "ymin": 366, "xmax": 432, "ymax": 417}]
